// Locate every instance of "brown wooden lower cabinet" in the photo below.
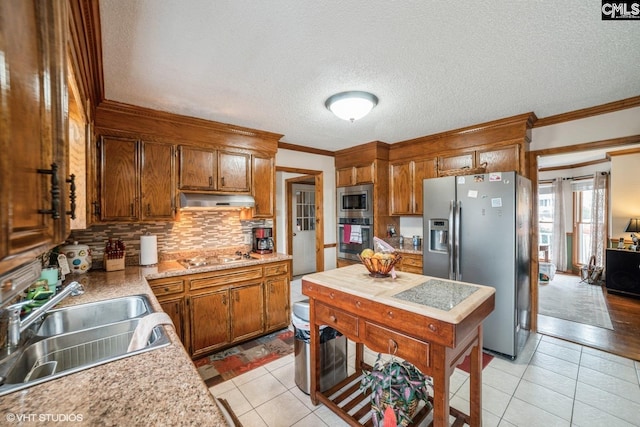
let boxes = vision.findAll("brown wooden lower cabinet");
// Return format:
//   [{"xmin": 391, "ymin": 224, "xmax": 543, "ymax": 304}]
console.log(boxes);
[
  {"xmin": 397, "ymin": 252, "xmax": 423, "ymax": 274},
  {"xmin": 230, "ymin": 282, "xmax": 264, "ymax": 342},
  {"xmin": 148, "ymin": 260, "xmax": 291, "ymax": 359},
  {"xmin": 158, "ymin": 296, "xmax": 186, "ymax": 344}
]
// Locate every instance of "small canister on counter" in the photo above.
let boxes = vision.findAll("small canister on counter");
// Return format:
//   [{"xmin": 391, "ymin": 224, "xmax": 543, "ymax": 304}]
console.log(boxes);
[{"xmin": 412, "ymin": 235, "xmax": 422, "ymax": 248}]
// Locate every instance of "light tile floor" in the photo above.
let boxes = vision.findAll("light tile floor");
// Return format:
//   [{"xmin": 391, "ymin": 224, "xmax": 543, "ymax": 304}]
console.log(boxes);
[{"xmin": 209, "ymin": 279, "xmax": 640, "ymax": 426}]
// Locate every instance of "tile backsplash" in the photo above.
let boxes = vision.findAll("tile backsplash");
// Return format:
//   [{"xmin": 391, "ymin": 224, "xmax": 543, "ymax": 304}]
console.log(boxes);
[{"xmin": 68, "ymin": 211, "xmax": 272, "ymax": 265}]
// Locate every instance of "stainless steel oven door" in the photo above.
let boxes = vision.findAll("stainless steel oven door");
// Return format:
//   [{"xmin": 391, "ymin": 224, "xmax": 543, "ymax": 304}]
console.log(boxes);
[{"xmin": 337, "ymin": 223, "xmax": 373, "ymax": 260}]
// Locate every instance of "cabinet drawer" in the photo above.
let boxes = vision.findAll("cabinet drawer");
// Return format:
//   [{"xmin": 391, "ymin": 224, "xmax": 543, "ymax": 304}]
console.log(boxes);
[
  {"xmin": 314, "ymin": 302, "xmax": 359, "ymax": 338},
  {"xmin": 189, "ymin": 266, "xmax": 263, "ymax": 290},
  {"xmin": 402, "ymin": 255, "xmax": 422, "ymax": 268},
  {"xmin": 264, "ymin": 262, "xmax": 289, "ymax": 277},
  {"xmin": 363, "ymin": 321, "xmax": 430, "ymax": 368},
  {"xmin": 149, "ymin": 278, "xmax": 184, "ymax": 297}
]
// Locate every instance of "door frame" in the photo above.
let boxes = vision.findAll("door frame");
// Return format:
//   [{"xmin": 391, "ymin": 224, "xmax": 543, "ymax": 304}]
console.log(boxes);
[{"xmin": 277, "ymin": 167, "xmax": 324, "ymax": 273}]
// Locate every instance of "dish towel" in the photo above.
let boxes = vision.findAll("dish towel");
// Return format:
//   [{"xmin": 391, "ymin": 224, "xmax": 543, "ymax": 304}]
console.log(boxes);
[
  {"xmin": 343, "ymin": 224, "xmax": 352, "ymax": 243},
  {"xmin": 349, "ymin": 225, "xmax": 362, "ymax": 244},
  {"xmin": 127, "ymin": 312, "xmax": 174, "ymax": 352}
]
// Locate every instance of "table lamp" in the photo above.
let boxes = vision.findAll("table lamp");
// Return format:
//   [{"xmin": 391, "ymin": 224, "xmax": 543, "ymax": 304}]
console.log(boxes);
[{"xmin": 626, "ymin": 218, "xmax": 640, "ymax": 250}]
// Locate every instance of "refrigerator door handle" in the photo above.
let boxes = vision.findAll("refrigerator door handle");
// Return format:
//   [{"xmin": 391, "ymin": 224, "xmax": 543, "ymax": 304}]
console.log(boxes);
[
  {"xmin": 448, "ymin": 200, "xmax": 455, "ymax": 280},
  {"xmin": 455, "ymin": 201, "xmax": 462, "ymax": 281}
]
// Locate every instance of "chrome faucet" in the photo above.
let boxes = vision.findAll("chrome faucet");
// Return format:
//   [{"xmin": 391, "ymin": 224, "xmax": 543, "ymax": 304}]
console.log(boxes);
[{"xmin": 1, "ymin": 281, "xmax": 82, "ymax": 354}]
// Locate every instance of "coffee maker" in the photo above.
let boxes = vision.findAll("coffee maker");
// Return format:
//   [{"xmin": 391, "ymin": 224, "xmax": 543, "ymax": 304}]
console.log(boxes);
[{"xmin": 252, "ymin": 227, "xmax": 274, "ymax": 254}]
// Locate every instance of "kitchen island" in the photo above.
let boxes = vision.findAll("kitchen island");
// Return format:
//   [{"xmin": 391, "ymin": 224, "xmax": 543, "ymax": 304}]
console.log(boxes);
[
  {"xmin": 0, "ymin": 253, "xmax": 291, "ymax": 426},
  {"xmin": 302, "ymin": 264, "xmax": 495, "ymax": 427}
]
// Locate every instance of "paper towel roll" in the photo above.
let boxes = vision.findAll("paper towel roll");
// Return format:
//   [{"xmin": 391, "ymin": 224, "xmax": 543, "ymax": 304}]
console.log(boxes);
[{"xmin": 140, "ymin": 234, "xmax": 158, "ymax": 266}]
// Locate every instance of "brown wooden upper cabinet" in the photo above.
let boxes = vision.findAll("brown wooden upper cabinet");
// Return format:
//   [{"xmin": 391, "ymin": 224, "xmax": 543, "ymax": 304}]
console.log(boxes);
[
  {"xmin": 1, "ymin": 0, "xmax": 69, "ymax": 273},
  {"xmin": 389, "ymin": 158, "xmax": 437, "ymax": 215},
  {"xmin": 336, "ymin": 163, "xmax": 375, "ymax": 187},
  {"xmin": 252, "ymin": 155, "xmax": 275, "ymax": 217},
  {"xmin": 179, "ymin": 146, "xmax": 250, "ymax": 192},
  {"xmin": 436, "ymin": 145, "xmax": 520, "ymax": 177},
  {"xmin": 99, "ymin": 136, "xmax": 175, "ymax": 221}
]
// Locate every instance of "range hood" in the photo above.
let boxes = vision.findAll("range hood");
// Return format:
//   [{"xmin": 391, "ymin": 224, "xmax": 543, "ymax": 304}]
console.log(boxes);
[{"xmin": 179, "ymin": 193, "xmax": 255, "ymax": 210}]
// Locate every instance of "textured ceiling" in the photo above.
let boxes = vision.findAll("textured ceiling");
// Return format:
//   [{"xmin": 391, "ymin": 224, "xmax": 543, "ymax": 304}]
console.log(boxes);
[{"xmin": 99, "ymin": 0, "xmax": 640, "ymax": 152}]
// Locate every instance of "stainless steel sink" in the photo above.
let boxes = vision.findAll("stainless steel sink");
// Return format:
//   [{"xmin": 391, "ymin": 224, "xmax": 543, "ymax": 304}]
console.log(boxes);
[
  {"xmin": 0, "ymin": 318, "xmax": 169, "ymax": 395},
  {"xmin": 36, "ymin": 295, "xmax": 151, "ymax": 336},
  {"xmin": 0, "ymin": 295, "xmax": 171, "ymax": 396}
]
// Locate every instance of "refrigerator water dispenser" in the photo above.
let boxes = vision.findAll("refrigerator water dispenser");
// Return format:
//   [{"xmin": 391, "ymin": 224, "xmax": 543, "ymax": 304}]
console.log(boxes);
[{"xmin": 429, "ymin": 219, "xmax": 448, "ymax": 253}]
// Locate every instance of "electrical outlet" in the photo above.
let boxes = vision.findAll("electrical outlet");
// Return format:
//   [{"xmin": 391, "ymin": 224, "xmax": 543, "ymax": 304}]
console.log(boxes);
[{"xmin": 244, "ymin": 234, "xmax": 252, "ymax": 244}]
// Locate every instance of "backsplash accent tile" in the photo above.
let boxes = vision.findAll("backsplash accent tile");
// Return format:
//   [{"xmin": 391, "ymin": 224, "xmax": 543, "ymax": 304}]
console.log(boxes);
[{"xmin": 69, "ymin": 211, "xmax": 272, "ymax": 265}]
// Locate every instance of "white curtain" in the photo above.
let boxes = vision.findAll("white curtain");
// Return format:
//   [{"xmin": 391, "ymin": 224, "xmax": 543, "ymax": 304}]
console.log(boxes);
[
  {"xmin": 551, "ymin": 178, "xmax": 567, "ymax": 271},
  {"xmin": 590, "ymin": 172, "xmax": 608, "ymax": 267}
]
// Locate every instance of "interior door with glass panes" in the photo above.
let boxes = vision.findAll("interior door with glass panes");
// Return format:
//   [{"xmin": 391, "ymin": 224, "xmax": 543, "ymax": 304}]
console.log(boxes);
[{"xmin": 291, "ymin": 184, "xmax": 316, "ymax": 276}]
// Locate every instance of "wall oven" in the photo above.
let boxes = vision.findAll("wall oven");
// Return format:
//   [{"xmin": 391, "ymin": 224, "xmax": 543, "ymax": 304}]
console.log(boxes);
[
  {"xmin": 337, "ymin": 217, "xmax": 373, "ymax": 260},
  {"xmin": 337, "ymin": 184, "xmax": 373, "ymax": 218}
]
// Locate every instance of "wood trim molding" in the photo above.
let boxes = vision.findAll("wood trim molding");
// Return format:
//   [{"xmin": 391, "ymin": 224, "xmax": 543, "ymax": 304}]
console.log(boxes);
[
  {"xmin": 278, "ymin": 141, "xmax": 334, "ymax": 157},
  {"xmin": 392, "ymin": 112, "xmax": 537, "ymax": 149},
  {"xmin": 538, "ymin": 158, "xmax": 609, "ymax": 172},
  {"xmin": 534, "ymin": 96, "xmax": 640, "ymax": 128},
  {"xmin": 529, "ymin": 134, "xmax": 640, "ymax": 158},
  {"xmin": 276, "ymin": 166, "xmax": 322, "ymax": 175},
  {"xmin": 97, "ymin": 100, "xmax": 283, "ymax": 140},
  {"xmin": 68, "ymin": 0, "xmax": 103, "ymax": 113},
  {"xmin": 606, "ymin": 146, "xmax": 640, "ymax": 158}
]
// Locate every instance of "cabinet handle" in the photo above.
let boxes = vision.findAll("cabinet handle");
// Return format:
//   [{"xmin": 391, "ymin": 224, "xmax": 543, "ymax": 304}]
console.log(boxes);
[
  {"xmin": 37, "ymin": 163, "xmax": 61, "ymax": 219},
  {"xmin": 235, "ymin": 292, "xmax": 239, "ymax": 302},
  {"xmin": 388, "ymin": 339, "xmax": 398, "ymax": 355},
  {"xmin": 329, "ymin": 315, "xmax": 336, "ymax": 323},
  {"xmin": 64, "ymin": 174, "xmax": 77, "ymax": 219},
  {"xmin": 130, "ymin": 203, "xmax": 134, "ymax": 216},
  {"xmin": 221, "ymin": 176, "xmax": 225, "ymax": 187},
  {"xmin": 209, "ymin": 176, "xmax": 213, "ymax": 187},
  {"xmin": 147, "ymin": 204, "xmax": 151, "ymax": 216},
  {"xmin": 222, "ymin": 295, "xmax": 227, "ymax": 305},
  {"xmin": 92, "ymin": 201, "xmax": 101, "ymax": 217}
]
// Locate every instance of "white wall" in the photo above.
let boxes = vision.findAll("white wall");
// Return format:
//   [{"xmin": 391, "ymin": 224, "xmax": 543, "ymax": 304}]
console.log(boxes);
[
  {"xmin": 275, "ymin": 149, "xmax": 337, "ymax": 271},
  {"xmin": 611, "ymin": 153, "xmax": 640, "ymax": 240},
  {"xmin": 533, "ymin": 107, "xmax": 640, "ymax": 241},
  {"xmin": 532, "ymin": 106, "xmax": 640, "ymax": 149}
]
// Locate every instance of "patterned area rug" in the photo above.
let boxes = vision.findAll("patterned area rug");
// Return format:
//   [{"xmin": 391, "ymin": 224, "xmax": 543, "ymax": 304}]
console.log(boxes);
[
  {"xmin": 538, "ymin": 273, "xmax": 614, "ymax": 329},
  {"xmin": 194, "ymin": 328, "xmax": 294, "ymax": 387},
  {"xmin": 456, "ymin": 352, "xmax": 494, "ymax": 374}
]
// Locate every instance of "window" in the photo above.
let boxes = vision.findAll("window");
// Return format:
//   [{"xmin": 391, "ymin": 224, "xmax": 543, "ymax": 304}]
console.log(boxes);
[
  {"xmin": 573, "ymin": 185, "xmax": 593, "ymax": 266},
  {"xmin": 538, "ymin": 183, "xmax": 553, "ymax": 259}
]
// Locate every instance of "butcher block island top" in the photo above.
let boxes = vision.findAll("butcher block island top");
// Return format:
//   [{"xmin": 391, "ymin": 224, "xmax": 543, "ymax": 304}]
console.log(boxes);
[{"xmin": 302, "ymin": 264, "xmax": 496, "ymax": 427}]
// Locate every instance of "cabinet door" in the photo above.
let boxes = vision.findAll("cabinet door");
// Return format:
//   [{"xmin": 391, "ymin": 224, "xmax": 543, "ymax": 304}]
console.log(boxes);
[
  {"xmin": 252, "ymin": 155, "xmax": 274, "ymax": 217},
  {"xmin": 100, "ymin": 136, "xmax": 138, "ymax": 220},
  {"xmin": 159, "ymin": 296, "xmax": 186, "ymax": 344},
  {"xmin": 438, "ymin": 153, "xmax": 473, "ymax": 174},
  {"xmin": 190, "ymin": 290, "xmax": 230, "ymax": 357},
  {"xmin": 265, "ymin": 276, "xmax": 290, "ymax": 331},
  {"xmin": 218, "ymin": 151, "xmax": 250, "ymax": 192},
  {"xmin": 412, "ymin": 158, "xmax": 437, "ymax": 215},
  {"xmin": 230, "ymin": 282, "xmax": 264, "ymax": 342},
  {"xmin": 179, "ymin": 146, "xmax": 216, "ymax": 190},
  {"xmin": 141, "ymin": 142, "xmax": 175, "ymax": 220},
  {"xmin": 478, "ymin": 144, "xmax": 520, "ymax": 174},
  {"xmin": 336, "ymin": 167, "xmax": 354, "ymax": 187},
  {"xmin": 1, "ymin": 0, "xmax": 66, "ymax": 268},
  {"xmin": 389, "ymin": 162, "xmax": 412, "ymax": 215},
  {"xmin": 355, "ymin": 163, "xmax": 374, "ymax": 184}
]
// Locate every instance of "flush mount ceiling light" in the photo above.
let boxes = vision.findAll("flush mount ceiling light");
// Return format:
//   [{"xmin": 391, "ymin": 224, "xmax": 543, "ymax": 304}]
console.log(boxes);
[{"xmin": 325, "ymin": 91, "xmax": 378, "ymax": 122}]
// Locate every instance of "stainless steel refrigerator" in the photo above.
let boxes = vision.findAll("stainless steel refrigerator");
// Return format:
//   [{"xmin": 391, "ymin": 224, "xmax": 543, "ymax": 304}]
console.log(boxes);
[{"xmin": 422, "ymin": 171, "xmax": 531, "ymax": 359}]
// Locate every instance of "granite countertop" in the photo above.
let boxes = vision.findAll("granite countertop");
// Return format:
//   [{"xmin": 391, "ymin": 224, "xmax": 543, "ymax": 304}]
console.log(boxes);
[
  {"xmin": 0, "ymin": 253, "xmax": 291, "ymax": 425},
  {"xmin": 302, "ymin": 264, "xmax": 494, "ymax": 324}
]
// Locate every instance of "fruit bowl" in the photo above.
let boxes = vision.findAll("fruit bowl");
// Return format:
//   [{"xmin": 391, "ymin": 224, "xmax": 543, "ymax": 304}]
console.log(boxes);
[{"xmin": 358, "ymin": 252, "xmax": 402, "ymax": 277}]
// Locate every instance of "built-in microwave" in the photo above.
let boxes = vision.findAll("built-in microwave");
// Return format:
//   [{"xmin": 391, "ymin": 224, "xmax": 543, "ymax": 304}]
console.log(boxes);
[{"xmin": 337, "ymin": 184, "xmax": 373, "ymax": 217}]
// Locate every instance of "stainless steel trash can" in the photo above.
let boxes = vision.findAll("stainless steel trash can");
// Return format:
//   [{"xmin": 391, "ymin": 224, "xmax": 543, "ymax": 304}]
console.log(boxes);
[{"xmin": 292, "ymin": 299, "xmax": 347, "ymax": 394}]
